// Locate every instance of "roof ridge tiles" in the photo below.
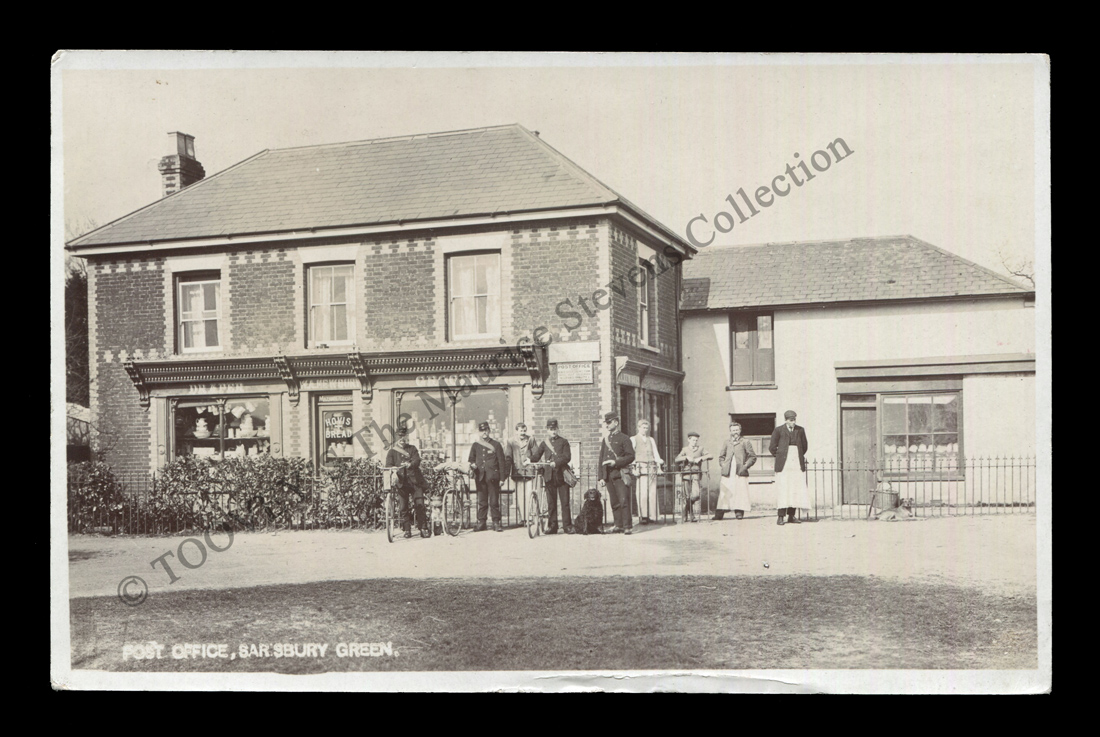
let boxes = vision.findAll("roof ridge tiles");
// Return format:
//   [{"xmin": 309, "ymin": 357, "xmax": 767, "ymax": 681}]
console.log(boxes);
[
  {"xmin": 699, "ymin": 235, "xmax": 916, "ymax": 253},
  {"xmin": 267, "ymin": 123, "xmax": 519, "ymax": 153}
]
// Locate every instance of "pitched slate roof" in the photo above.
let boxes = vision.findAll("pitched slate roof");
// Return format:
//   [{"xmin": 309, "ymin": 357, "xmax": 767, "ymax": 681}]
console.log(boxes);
[
  {"xmin": 681, "ymin": 236, "xmax": 1032, "ymax": 311},
  {"xmin": 70, "ymin": 124, "xmax": 678, "ymax": 248}
]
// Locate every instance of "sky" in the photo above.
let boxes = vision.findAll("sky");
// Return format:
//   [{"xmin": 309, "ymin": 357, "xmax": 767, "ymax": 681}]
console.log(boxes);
[{"xmin": 56, "ymin": 52, "xmax": 1046, "ymax": 279}]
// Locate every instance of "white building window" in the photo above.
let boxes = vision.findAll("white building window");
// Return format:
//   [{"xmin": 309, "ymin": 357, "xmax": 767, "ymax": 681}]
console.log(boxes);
[
  {"xmin": 177, "ymin": 273, "xmax": 221, "ymax": 352},
  {"xmin": 448, "ymin": 252, "xmax": 500, "ymax": 339},
  {"xmin": 309, "ymin": 264, "xmax": 354, "ymax": 347}
]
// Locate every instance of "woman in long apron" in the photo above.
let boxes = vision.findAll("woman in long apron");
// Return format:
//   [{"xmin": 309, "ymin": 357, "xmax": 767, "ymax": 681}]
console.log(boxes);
[{"xmin": 716, "ymin": 422, "xmax": 756, "ymax": 519}]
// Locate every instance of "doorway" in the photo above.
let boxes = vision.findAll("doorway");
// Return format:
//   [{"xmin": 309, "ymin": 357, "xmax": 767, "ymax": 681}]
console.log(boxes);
[{"xmin": 840, "ymin": 395, "xmax": 877, "ymax": 504}]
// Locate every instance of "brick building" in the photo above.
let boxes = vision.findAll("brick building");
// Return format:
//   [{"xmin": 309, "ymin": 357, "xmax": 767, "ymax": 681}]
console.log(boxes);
[{"xmin": 66, "ymin": 126, "xmax": 695, "ymax": 483}]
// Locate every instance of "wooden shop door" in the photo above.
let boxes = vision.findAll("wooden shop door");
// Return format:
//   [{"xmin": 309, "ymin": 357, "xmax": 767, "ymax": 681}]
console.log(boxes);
[{"xmin": 841, "ymin": 406, "xmax": 877, "ymax": 505}]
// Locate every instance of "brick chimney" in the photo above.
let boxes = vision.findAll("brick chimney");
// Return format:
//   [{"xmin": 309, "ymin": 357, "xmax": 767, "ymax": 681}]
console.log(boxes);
[{"xmin": 158, "ymin": 132, "xmax": 205, "ymax": 197}]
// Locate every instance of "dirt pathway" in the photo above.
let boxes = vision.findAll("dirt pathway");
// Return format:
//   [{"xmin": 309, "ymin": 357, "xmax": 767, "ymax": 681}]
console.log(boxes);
[{"xmin": 68, "ymin": 513, "xmax": 1038, "ymax": 601}]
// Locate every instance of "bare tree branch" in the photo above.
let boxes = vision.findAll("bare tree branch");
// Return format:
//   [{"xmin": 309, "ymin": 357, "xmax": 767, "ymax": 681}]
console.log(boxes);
[
  {"xmin": 997, "ymin": 249, "xmax": 1035, "ymax": 289},
  {"xmin": 65, "ymin": 215, "xmax": 99, "ymax": 242}
]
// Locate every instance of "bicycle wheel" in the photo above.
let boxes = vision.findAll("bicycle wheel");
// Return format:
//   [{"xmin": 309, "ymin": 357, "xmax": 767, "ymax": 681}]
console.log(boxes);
[
  {"xmin": 443, "ymin": 489, "xmax": 462, "ymax": 537},
  {"xmin": 461, "ymin": 485, "xmax": 472, "ymax": 529},
  {"xmin": 527, "ymin": 491, "xmax": 540, "ymax": 538},
  {"xmin": 537, "ymin": 491, "xmax": 548, "ymax": 536},
  {"xmin": 385, "ymin": 492, "xmax": 395, "ymax": 543}
]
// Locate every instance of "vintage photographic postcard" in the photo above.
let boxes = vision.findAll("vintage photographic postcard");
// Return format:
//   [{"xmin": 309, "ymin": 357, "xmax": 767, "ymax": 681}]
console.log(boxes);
[{"xmin": 51, "ymin": 51, "xmax": 1051, "ymax": 693}]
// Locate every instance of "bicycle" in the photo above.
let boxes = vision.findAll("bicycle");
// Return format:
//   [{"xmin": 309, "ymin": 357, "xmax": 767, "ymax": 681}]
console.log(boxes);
[
  {"xmin": 434, "ymin": 461, "xmax": 472, "ymax": 537},
  {"xmin": 379, "ymin": 466, "xmax": 406, "ymax": 543},
  {"xmin": 526, "ymin": 461, "xmax": 555, "ymax": 538},
  {"xmin": 381, "ymin": 464, "xmax": 438, "ymax": 542}
]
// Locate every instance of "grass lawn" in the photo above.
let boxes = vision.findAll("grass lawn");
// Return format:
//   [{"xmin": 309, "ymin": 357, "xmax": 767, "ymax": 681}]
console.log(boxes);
[{"xmin": 71, "ymin": 575, "xmax": 1036, "ymax": 672}]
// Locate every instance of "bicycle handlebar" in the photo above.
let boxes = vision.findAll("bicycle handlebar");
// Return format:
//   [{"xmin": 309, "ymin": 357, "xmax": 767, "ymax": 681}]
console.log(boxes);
[{"xmin": 434, "ymin": 464, "xmax": 470, "ymax": 475}]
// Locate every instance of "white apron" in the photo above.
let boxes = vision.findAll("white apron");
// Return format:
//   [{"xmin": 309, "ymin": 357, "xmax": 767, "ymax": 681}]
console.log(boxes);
[
  {"xmin": 717, "ymin": 473, "xmax": 752, "ymax": 512},
  {"xmin": 775, "ymin": 452, "xmax": 812, "ymax": 510},
  {"xmin": 634, "ymin": 437, "xmax": 662, "ymax": 520}
]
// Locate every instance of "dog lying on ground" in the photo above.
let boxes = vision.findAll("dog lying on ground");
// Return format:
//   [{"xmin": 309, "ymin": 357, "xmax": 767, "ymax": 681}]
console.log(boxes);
[
  {"xmin": 574, "ymin": 488, "xmax": 604, "ymax": 535},
  {"xmin": 876, "ymin": 497, "xmax": 916, "ymax": 521}
]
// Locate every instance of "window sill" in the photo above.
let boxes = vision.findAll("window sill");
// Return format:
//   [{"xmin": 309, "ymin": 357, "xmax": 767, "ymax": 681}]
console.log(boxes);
[
  {"xmin": 178, "ymin": 346, "xmax": 225, "ymax": 356},
  {"xmin": 448, "ymin": 336, "xmax": 504, "ymax": 346},
  {"xmin": 639, "ymin": 343, "xmax": 661, "ymax": 354},
  {"xmin": 726, "ymin": 384, "xmax": 777, "ymax": 391}
]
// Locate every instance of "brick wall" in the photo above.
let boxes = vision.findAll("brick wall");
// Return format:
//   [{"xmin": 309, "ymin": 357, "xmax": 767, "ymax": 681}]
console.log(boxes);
[
  {"xmin": 228, "ymin": 249, "xmax": 295, "ymax": 352},
  {"xmin": 510, "ymin": 220, "xmax": 601, "ymax": 342},
  {"xmin": 89, "ymin": 257, "xmax": 167, "ymax": 480},
  {"xmin": 94, "ymin": 259, "xmax": 167, "ymax": 356},
  {"xmin": 510, "ymin": 220, "xmax": 603, "ymax": 469},
  {"xmin": 608, "ymin": 223, "xmax": 680, "ymax": 372},
  {"xmin": 362, "ymin": 238, "xmax": 437, "ymax": 346},
  {"xmin": 535, "ymin": 368, "xmax": 604, "ymax": 472},
  {"xmin": 607, "ymin": 223, "xmax": 683, "ymax": 454}
]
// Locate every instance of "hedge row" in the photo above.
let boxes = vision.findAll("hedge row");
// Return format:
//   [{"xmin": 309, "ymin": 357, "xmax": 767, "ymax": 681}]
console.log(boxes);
[{"xmin": 66, "ymin": 457, "xmax": 455, "ymax": 535}]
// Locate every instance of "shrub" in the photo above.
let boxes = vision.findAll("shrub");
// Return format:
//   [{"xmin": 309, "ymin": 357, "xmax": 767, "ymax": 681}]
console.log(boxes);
[
  {"xmin": 67, "ymin": 456, "xmax": 458, "ymax": 534},
  {"xmin": 318, "ymin": 459, "xmax": 383, "ymax": 528},
  {"xmin": 67, "ymin": 461, "xmax": 127, "ymax": 534}
]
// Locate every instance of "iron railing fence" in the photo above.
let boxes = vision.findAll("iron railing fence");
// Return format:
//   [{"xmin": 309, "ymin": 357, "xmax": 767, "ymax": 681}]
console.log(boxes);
[
  {"xmin": 67, "ymin": 455, "xmax": 1036, "ymax": 535},
  {"xmin": 802, "ymin": 455, "xmax": 1037, "ymax": 520}
]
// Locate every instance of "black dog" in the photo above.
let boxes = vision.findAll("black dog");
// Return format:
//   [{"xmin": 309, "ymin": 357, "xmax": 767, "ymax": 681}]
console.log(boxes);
[{"xmin": 574, "ymin": 488, "xmax": 604, "ymax": 535}]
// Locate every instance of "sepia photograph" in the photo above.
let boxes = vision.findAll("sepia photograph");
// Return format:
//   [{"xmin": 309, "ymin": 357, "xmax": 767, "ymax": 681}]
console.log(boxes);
[{"xmin": 51, "ymin": 51, "xmax": 1051, "ymax": 692}]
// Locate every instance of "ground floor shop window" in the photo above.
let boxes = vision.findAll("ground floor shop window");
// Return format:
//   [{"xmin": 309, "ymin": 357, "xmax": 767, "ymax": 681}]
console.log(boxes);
[
  {"xmin": 398, "ymin": 386, "xmax": 511, "ymax": 465},
  {"xmin": 732, "ymin": 413, "xmax": 776, "ymax": 476},
  {"xmin": 315, "ymin": 393, "xmax": 354, "ymax": 468},
  {"xmin": 881, "ymin": 393, "xmax": 960, "ymax": 475},
  {"xmin": 173, "ymin": 396, "xmax": 271, "ymax": 460},
  {"xmin": 839, "ymin": 391, "xmax": 962, "ymax": 481}
]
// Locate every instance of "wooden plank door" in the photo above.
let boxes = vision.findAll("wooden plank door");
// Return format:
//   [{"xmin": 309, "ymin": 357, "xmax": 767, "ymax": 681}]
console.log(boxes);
[{"xmin": 841, "ymin": 407, "xmax": 877, "ymax": 504}]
